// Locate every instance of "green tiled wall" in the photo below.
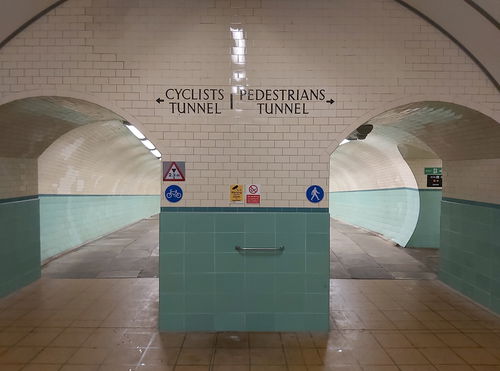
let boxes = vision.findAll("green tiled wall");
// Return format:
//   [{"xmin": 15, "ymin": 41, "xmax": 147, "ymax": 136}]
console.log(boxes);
[
  {"xmin": 330, "ymin": 188, "xmax": 441, "ymax": 248},
  {"xmin": 0, "ymin": 197, "xmax": 41, "ymax": 297},
  {"xmin": 40, "ymin": 195, "xmax": 160, "ymax": 260},
  {"xmin": 440, "ymin": 198, "xmax": 500, "ymax": 314},
  {"xmin": 407, "ymin": 190, "xmax": 442, "ymax": 248},
  {"xmin": 159, "ymin": 209, "xmax": 330, "ymax": 332}
]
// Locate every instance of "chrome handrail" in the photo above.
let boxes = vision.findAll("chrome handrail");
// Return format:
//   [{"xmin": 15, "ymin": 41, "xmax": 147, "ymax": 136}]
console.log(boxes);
[{"xmin": 235, "ymin": 245, "xmax": 285, "ymax": 253}]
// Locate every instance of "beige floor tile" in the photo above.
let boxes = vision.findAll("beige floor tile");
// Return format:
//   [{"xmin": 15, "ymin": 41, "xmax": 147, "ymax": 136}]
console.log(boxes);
[
  {"xmin": 354, "ymin": 347, "xmax": 394, "ymax": 365},
  {"xmin": 177, "ymin": 348, "xmax": 212, "ymax": 365},
  {"xmin": 319, "ymin": 347, "xmax": 357, "ymax": 365},
  {"xmin": 398, "ymin": 366, "xmax": 438, "ymax": 371},
  {"xmin": 67, "ymin": 347, "xmax": 109, "ymax": 365},
  {"xmin": 50, "ymin": 328, "xmax": 94, "ymax": 347},
  {"xmin": 17, "ymin": 329, "xmax": 62, "ymax": 347},
  {"xmin": 0, "ymin": 346, "xmax": 42, "ymax": 363},
  {"xmin": 31, "ymin": 347, "xmax": 77, "ymax": 363},
  {"xmin": 404, "ymin": 333, "xmax": 446, "ymax": 348},
  {"xmin": 102, "ymin": 346, "xmax": 144, "ymax": 365},
  {"xmin": 454, "ymin": 348, "xmax": 500, "ymax": 365},
  {"xmin": 471, "ymin": 366, "xmax": 500, "ymax": 371},
  {"xmin": 308, "ymin": 365, "xmax": 362, "ymax": 370},
  {"xmin": 213, "ymin": 348, "xmax": 249, "ymax": 364},
  {"xmin": 301, "ymin": 348, "xmax": 322, "ymax": 365},
  {"xmin": 153, "ymin": 332, "xmax": 185, "ymax": 348},
  {"xmin": 141, "ymin": 347, "xmax": 180, "ymax": 365},
  {"xmin": 183, "ymin": 333, "xmax": 215, "ymax": 348},
  {"xmin": 249, "ymin": 333, "xmax": 282, "ymax": 348},
  {"xmin": 436, "ymin": 333, "xmax": 480, "ymax": 347},
  {"xmin": 373, "ymin": 332, "xmax": 412, "ymax": 348},
  {"xmin": 420, "ymin": 347, "xmax": 466, "ymax": 365},
  {"xmin": 21, "ymin": 365, "xmax": 62, "ymax": 371},
  {"xmin": 466, "ymin": 333, "xmax": 500, "ymax": 348},
  {"xmin": 0, "ymin": 331, "xmax": 30, "ymax": 346},
  {"xmin": 216, "ymin": 333, "xmax": 248, "ymax": 348},
  {"xmin": 174, "ymin": 366, "xmax": 210, "ymax": 371},
  {"xmin": 60, "ymin": 365, "xmax": 100, "ymax": 371},
  {"xmin": 435, "ymin": 365, "xmax": 475, "ymax": 370},
  {"xmin": 212, "ymin": 365, "xmax": 249, "ymax": 371},
  {"xmin": 361, "ymin": 366, "xmax": 399, "ymax": 371},
  {"xmin": 249, "ymin": 366, "xmax": 287, "ymax": 371},
  {"xmin": 385, "ymin": 348, "xmax": 429, "ymax": 365},
  {"xmin": 249, "ymin": 348, "xmax": 285, "ymax": 365}
]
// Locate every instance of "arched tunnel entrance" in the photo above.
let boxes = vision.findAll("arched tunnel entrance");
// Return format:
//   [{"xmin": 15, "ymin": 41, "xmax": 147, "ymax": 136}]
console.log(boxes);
[
  {"xmin": 0, "ymin": 96, "xmax": 161, "ymax": 295},
  {"xmin": 329, "ymin": 101, "xmax": 500, "ymax": 314}
]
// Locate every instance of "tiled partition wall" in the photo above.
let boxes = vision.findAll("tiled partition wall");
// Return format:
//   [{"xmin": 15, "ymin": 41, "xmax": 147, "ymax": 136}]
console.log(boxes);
[
  {"xmin": 159, "ymin": 208, "xmax": 330, "ymax": 331},
  {"xmin": 40, "ymin": 195, "xmax": 160, "ymax": 261},
  {"xmin": 440, "ymin": 198, "xmax": 500, "ymax": 314},
  {"xmin": 0, "ymin": 197, "xmax": 40, "ymax": 297}
]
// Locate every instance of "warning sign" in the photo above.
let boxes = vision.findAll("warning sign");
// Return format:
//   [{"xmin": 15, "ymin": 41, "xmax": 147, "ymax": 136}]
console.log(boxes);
[
  {"xmin": 163, "ymin": 161, "xmax": 185, "ymax": 181},
  {"xmin": 230, "ymin": 184, "xmax": 244, "ymax": 202},
  {"xmin": 245, "ymin": 184, "xmax": 261, "ymax": 204}
]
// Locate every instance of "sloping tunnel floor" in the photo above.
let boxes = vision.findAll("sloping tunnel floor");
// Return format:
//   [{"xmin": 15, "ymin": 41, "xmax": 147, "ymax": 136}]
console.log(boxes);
[
  {"xmin": 42, "ymin": 215, "xmax": 159, "ymax": 279},
  {"xmin": 331, "ymin": 218, "xmax": 439, "ymax": 280},
  {"xmin": 43, "ymin": 215, "xmax": 438, "ymax": 280}
]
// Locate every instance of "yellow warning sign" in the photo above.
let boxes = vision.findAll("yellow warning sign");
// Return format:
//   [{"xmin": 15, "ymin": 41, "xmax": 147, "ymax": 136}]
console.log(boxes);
[{"xmin": 230, "ymin": 184, "xmax": 243, "ymax": 202}]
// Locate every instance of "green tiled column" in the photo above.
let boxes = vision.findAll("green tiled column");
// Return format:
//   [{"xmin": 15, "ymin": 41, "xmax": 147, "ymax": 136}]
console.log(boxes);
[
  {"xmin": 440, "ymin": 198, "xmax": 500, "ymax": 314},
  {"xmin": 0, "ymin": 197, "xmax": 41, "ymax": 297},
  {"xmin": 159, "ymin": 208, "xmax": 330, "ymax": 332}
]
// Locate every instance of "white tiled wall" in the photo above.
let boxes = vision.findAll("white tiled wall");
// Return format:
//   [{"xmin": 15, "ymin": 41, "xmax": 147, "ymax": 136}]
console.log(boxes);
[
  {"xmin": 406, "ymin": 159, "xmax": 443, "ymax": 189},
  {"xmin": 0, "ymin": 0, "xmax": 497, "ymax": 206},
  {"xmin": 0, "ymin": 157, "xmax": 37, "ymax": 199}
]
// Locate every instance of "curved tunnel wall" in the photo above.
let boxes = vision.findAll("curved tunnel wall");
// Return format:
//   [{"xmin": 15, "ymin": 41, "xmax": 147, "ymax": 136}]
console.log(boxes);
[{"xmin": 330, "ymin": 134, "xmax": 442, "ymax": 248}]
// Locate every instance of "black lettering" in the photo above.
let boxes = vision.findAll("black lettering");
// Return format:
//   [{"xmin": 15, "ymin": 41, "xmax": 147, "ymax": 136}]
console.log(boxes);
[
  {"xmin": 169, "ymin": 102, "xmax": 176, "ymax": 113},
  {"xmin": 218, "ymin": 89, "xmax": 224, "ymax": 100},
  {"xmin": 165, "ymin": 89, "xmax": 175, "ymax": 100},
  {"xmin": 257, "ymin": 103, "xmax": 265, "ymax": 114},
  {"xmin": 319, "ymin": 89, "xmax": 325, "ymax": 100},
  {"xmin": 302, "ymin": 103, "xmax": 309, "ymax": 114}
]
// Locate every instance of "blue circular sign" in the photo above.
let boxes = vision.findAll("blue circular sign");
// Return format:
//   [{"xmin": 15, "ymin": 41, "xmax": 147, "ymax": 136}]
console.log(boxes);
[
  {"xmin": 165, "ymin": 185, "xmax": 183, "ymax": 203},
  {"xmin": 306, "ymin": 185, "xmax": 324, "ymax": 203}
]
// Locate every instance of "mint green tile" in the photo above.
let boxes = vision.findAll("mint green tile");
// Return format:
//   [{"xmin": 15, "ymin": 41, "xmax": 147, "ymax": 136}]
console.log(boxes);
[
  {"xmin": 275, "ymin": 293, "xmax": 304, "ymax": 312},
  {"xmin": 185, "ymin": 273, "xmax": 215, "ymax": 293},
  {"xmin": 160, "ymin": 232, "xmax": 184, "ymax": 253},
  {"xmin": 245, "ymin": 255, "xmax": 275, "ymax": 272},
  {"xmin": 215, "ymin": 313, "xmax": 245, "ymax": 330},
  {"xmin": 306, "ymin": 233, "xmax": 329, "ymax": 253},
  {"xmin": 215, "ymin": 294, "xmax": 246, "ymax": 312},
  {"xmin": 215, "ymin": 253, "xmax": 245, "ymax": 272},
  {"xmin": 244, "ymin": 213, "xmax": 275, "ymax": 233},
  {"xmin": 160, "ymin": 293, "xmax": 185, "ymax": 313},
  {"xmin": 185, "ymin": 232, "xmax": 213, "ymax": 253},
  {"xmin": 185, "ymin": 314, "xmax": 214, "ymax": 331},
  {"xmin": 215, "ymin": 213, "xmax": 245, "ymax": 232},
  {"xmin": 306, "ymin": 274, "xmax": 329, "ymax": 293},
  {"xmin": 276, "ymin": 213, "xmax": 306, "ymax": 234},
  {"xmin": 185, "ymin": 213, "xmax": 214, "ymax": 232},
  {"xmin": 246, "ymin": 313, "xmax": 275, "ymax": 331},
  {"xmin": 274, "ymin": 314, "xmax": 306, "ymax": 331},
  {"xmin": 159, "ymin": 314, "xmax": 185, "ymax": 331},
  {"xmin": 275, "ymin": 253, "xmax": 305, "ymax": 273},
  {"xmin": 161, "ymin": 212, "xmax": 185, "ymax": 233},
  {"xmin": 274, "ymin": 273, "xmax": 305, "ymax": 293},
  {"xmin": 160, "ymin": 253, "xmax": 184, "ymax": 273},
  {"xmin": 161, "ymin": 274, "xmax": 185, "ymax": 293},
  {"xmin": 216, "ymin": 273, "xmax": 244, "ymax": 293},
  {"xmin": 186, "ymin": 294, "xmax": 214, "ymax": 313},
  {"xmin": 303, "ymin": 314, "xmax": 329, "ymax": 331},
  {"xmin": 304, "ymin": 293, "xmax": 328, "ymax": 313},
  {"xmin": 244, "ymin": 232, "xmax": 275, "ymax": 247},
  {"xmin": 306, "ymin": 253, "xmax": 329, "ymax": 274},
  {"xmin": 246, "ymin": 273, "xmax": 274, "ymax": 294},
  {"xmin": 306, "ymin": 213, "xmax": 330, "ymax": 233},
  {"xmin": 245, "ymin": 294, "xmax": 274, "ymax": 312},
  {"xmin": 276, "ymin": 233, "xmax": 305, "ymax": 252},
  {"xmin": 215, "ymin": 233, "xmax": 244, "ymax": 253},
  {"xmin": 185, "ymin": 253, "xmax": 214, "ymax": 273}
]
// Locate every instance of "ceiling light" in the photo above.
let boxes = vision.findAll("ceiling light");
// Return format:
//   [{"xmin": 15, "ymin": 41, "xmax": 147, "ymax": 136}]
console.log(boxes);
[
  {"xmin": 125, "ymin": 124, "xmax": 145, "ymax": 140},
  {"xmin": 339, "ymin": 139, "xmax": 350, "ymax": 145},
  {"xmin": 141, "ymin": 139, "xmax": 155, "ymax": 150},
  {"xmin": 150, "ymin": 149, "xmax": 162, "ymax": 158}
]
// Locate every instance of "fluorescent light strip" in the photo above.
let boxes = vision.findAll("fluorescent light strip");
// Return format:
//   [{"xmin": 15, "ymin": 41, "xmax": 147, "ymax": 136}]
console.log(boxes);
[
  {"xmin": 141, "ymin": 139, "xmax": 156, "ymax": 150},
  {"xmin": 125, "ymin": 124, "xmax": 146, "ymax": 140},
  {"xmin": 150, "ymin": 149, "xmax": 161, "ymax": 158}
]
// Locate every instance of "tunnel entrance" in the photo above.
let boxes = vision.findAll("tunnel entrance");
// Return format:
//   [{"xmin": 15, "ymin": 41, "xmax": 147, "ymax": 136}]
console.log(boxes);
[{"xmin": 0, "ymin": 96, "xmax": 160, "ymax": 295}]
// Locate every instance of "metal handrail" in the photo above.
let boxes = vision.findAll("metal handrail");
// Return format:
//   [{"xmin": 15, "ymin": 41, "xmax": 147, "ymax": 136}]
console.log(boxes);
[{"xmin": 235, "ymin": 245, "xmax": 285, "ymax": 253}]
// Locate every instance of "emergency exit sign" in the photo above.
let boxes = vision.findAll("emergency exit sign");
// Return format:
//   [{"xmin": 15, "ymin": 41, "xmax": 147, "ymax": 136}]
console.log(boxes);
[{"xmin": 424, "ymin": 167, "xmax": 442, "ymax": 175}]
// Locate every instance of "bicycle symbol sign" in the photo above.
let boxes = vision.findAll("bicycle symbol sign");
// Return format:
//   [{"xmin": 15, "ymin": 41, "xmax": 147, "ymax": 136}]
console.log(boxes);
[{"xmin": 165, "ymin": 185, "xmax": 183, "ymax": 203}]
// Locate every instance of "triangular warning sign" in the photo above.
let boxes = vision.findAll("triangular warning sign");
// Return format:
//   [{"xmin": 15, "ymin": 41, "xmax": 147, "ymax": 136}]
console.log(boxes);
[{"xmin": 163, "ymin": 162, "xmax": 185, "ymax": 181}]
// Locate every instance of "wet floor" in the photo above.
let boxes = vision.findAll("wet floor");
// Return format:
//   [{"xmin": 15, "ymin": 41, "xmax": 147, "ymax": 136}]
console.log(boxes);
[
  {"xmin": 42, "ymin": 215, "xmax": 159, "ymax": 279},
  {"xmin": 331, "ymin": 219, "xmax": 439, "ymax": 280}
]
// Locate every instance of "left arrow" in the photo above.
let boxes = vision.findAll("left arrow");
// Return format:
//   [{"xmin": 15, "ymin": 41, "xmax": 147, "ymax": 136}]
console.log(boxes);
[{"xmin": 156, "ymin": 98, "xmax": 164, "ymax": 104}]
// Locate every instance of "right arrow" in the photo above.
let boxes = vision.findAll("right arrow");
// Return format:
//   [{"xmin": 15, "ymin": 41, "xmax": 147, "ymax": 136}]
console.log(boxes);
[{"xmin": 326, "ymin": 99, "xmax": 335, "ymax": 104}]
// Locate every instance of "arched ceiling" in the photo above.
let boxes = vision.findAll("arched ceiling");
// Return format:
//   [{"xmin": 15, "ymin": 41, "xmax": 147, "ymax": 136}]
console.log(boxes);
[{"xmin": 0, "ymin": 96, "xmax": 122, "ymax": 158}]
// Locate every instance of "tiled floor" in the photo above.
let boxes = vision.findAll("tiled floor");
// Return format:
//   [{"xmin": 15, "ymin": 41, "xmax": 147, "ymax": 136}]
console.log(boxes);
[
  {"xmin": 331, "ymin": 219, "xmax": 439, "ymax": 280},
  {"xmin": 0, "ymin": 278, "xmax": 499, "ymax": 370},
  {"xmin": 42, "ymin": 216, "xmax": 160, "ymax": 279}
]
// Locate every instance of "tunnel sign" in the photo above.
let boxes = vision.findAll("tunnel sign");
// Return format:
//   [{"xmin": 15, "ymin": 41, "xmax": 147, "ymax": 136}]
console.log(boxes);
[
  {"xmin": 163, "ymin": 161, "xmax": 185, "ymax": 181},
  {"xmin": 245, "ymin": 184, "xmax": 261, "ymax": 204},
  {"xmin": 424, "ymin": 167, "xmax": 442, "ymax": 175},
  {"xmin": 230, "ymin": 184, "xmax": 244, "ymax": 202},
  {"xmin": 306, "ymin": 185, "xmax": 324, "ymax": 203},
  {"xmin": 165, "ymin": 185, "xmax": 183, "ymax": 202}
]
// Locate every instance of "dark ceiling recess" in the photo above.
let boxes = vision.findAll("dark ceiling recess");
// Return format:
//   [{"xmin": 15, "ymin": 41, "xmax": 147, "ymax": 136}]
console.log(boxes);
[{"xmin": 346, "ymin": 124, "xmax": 373, "ymax": 141}]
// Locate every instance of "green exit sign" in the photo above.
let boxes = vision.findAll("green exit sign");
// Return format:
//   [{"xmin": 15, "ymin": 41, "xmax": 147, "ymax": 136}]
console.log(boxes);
[{"xmin": 424, "ymin": 167, "xmax": 442, "ymax": 175}]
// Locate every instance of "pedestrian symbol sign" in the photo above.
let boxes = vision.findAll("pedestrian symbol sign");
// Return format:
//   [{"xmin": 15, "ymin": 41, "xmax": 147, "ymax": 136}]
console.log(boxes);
[
  {"xmin": 163, "ymin": 161, "xmax": 185, "ymax": 181},
  {"xmin": 306, "ymin": 185, "xmax": 324, "ymax": 203}
]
